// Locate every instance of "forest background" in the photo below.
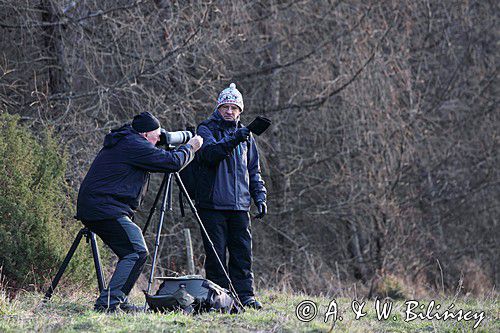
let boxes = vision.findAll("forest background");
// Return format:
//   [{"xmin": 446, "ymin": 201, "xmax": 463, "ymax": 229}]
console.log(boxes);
[{"xmin": 0, "ymin": 0, "xmax": 498, "ymax": 300}]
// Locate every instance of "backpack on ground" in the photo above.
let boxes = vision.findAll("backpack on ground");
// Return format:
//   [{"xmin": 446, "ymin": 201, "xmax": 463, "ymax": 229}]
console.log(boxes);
[{"xmin": 144, "ymin": 275, "xmax": 242, "ymax": 314}]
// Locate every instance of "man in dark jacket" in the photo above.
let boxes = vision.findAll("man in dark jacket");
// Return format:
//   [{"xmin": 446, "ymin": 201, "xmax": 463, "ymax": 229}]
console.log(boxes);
[
  {"xmin": 76, "ymin": 112, "xmax": 203, "ymax": 312},
  {"xmin": 196, "ymin": 83, "xmax": 267, "ymax": 309}
]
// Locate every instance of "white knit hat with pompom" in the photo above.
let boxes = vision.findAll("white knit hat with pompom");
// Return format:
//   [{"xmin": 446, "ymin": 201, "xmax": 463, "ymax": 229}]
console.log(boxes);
[{"xmin": 216, "ymin": 83, "xmax": 244, "ymax": 111}]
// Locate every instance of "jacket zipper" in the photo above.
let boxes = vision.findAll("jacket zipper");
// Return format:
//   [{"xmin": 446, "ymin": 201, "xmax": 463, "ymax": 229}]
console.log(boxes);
[{"xmin": 234, "ymin": 142, "xmax": 238, "ymax": 207}]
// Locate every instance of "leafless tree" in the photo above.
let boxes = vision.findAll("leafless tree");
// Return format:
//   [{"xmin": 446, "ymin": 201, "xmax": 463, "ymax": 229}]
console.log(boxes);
[{"xmin": 0, "ymin": 0, "xmax": 497, "ymax": 296}]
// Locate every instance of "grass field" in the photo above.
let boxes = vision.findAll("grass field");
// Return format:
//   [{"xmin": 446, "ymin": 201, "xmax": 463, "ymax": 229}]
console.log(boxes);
[{"xmin": 0, "ymin": 288, "xmax": 498, "ymax": 332}]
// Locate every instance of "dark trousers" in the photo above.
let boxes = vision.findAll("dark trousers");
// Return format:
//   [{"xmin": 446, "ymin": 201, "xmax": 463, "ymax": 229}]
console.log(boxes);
[
  {"xmin": 198, "ymin": 208, "xmax": 254, "ymax": 302},
  {"xmin": 83, "ymin": 216, "xmax": 148, "ymax": 308}
]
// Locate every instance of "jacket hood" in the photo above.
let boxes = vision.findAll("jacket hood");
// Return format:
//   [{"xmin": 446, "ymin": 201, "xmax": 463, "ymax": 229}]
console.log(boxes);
[
  {"xmin": 103, "ymin": 124, "xmax": 137, "ymax": 148},
  {"xmin": 210, "ymin": 109, "xmax": 240, "ymax": 128}
]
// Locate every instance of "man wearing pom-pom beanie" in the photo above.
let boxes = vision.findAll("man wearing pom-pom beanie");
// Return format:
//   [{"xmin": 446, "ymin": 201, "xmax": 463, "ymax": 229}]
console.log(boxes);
[{"xmin": 196, "ymin": 83, "xmax": 267, "ymax": 310}]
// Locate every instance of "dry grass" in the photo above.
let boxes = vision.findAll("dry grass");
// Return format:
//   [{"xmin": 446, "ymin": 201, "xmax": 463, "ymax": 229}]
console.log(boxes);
[{"xmin": 0, "ymin": 282, "xmax": 498, "ymax": 333}]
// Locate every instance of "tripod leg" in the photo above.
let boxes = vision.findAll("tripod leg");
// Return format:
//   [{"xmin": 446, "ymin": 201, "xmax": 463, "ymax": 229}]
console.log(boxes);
[
  {"xmin": 142, "ymin": 174, "xmax": 168, "ymax": 235},
  {"xmin": 146, "ymin": 173, "xmax": 173, "ymax": 298},
  {"xmin": 43, "ymin": 228, "xmax": 85, "ymax": 301},
  {"xmin": 173, "ymin": 173, "xmax": 245, "ymax": 312},
  {"xmin": 89, "ymin": 231, "xmax": 106, "ymax": 293}
]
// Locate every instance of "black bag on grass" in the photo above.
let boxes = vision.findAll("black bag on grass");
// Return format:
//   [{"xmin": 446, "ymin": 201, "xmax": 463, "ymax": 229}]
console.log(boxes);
[{"xmin": 144, "ymin": 275, "xmax": 241, "ymax": 314}]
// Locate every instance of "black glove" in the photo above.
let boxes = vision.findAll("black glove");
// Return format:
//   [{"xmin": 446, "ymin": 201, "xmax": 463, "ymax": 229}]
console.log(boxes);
[
  {"xmin": 255, "ymin": 202, "xmax": 267, "ymax": 219},
  {"xmin": 234, "ymin": 127, "xmax": 250, "ymax": 143}
]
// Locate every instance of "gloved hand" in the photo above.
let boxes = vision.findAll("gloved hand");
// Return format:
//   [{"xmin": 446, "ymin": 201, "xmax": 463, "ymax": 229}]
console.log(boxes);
[
  {"xmin": 255, "ymin": 202, "xmax": 267, "ymax": 219},
  {"xmin": 234, "ymin": 127, "xmax": 250, "ymax": 143}
]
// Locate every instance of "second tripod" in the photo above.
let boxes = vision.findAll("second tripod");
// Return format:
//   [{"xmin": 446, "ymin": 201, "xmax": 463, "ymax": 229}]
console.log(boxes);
[{"xmin": 44, "ymin": 227, "xmax": 106, "ymax": 301}]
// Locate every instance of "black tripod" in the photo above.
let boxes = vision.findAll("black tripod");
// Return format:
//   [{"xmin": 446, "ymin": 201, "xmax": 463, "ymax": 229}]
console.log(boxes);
[
  {"xmin": 142, "ymin": 172, "xmax": 244, "ymax": 311},
  {"xmin": 43, "ymin": 226, "xmax": 106, "ymax": 301}
]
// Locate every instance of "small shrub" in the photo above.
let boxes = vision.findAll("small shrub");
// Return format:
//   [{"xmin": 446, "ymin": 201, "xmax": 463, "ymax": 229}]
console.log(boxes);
[
  {"xmin": 0, "ymin": 112, "xmax": 94, "ymax": 291},
  {"xmin": 371, "ymin": 274, "xmax": 408, "ymax": 300},
  {"xmin": 459, "ymin": 258, "xmax": 493, "ymax": 297}
]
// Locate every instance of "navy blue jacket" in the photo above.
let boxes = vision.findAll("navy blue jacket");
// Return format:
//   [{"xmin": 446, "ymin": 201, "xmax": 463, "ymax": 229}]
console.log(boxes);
[
  {"xmin": 195, "ymin": 110, "xmax": 266, "ymax": 211},
  {"xmin": 76, "ymin": 124, "xmax": 194, "ymax": 221}
]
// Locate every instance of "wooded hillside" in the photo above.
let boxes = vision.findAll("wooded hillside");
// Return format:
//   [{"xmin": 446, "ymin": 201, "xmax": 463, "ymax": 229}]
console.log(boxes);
[{"xmin": 0, "ymin": 0, "xmax": 498, "ymax": 296}]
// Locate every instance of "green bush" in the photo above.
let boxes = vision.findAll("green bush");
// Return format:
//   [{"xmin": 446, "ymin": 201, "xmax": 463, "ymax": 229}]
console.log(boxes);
[{"xmin": 0, "ymin": 112, "xmax": 94, "ymax": 290}]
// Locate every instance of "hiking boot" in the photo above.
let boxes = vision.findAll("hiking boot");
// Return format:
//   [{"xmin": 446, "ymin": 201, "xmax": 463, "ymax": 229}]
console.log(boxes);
[{"xmin": 243, "ymin": 299, "xmax": 262, "ymax": 310}]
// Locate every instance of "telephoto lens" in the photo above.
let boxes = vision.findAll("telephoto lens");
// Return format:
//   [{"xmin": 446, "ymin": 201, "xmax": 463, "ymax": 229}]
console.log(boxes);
[
  {"xmin": 157, "ymin": 129, "xmax": 193, "ymax": 148},
  {"xmin": 167, "ymin": 130, "xmax": 193, "ymax": 146}
]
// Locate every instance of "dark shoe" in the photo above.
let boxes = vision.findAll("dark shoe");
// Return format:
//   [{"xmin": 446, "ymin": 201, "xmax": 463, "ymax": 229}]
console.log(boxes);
[
  {"xmin": 243, "ymin": 299, "xmax": 262, "ymax": 310},
  {"xmin": 119, "ymin": 302, "xmax": 145, "ymax": 313}
]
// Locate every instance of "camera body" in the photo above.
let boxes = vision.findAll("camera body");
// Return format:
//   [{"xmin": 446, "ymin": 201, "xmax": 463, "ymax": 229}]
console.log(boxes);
[{"xmin": 157, "ymin": 128, "xmax": 194, "ymax": 149}]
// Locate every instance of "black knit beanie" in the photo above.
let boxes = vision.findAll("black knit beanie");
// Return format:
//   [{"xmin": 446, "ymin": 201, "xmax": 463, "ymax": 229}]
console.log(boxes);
[{"xmin": 132, "ymin": 112, "xmax": 161, "ymax": 132}]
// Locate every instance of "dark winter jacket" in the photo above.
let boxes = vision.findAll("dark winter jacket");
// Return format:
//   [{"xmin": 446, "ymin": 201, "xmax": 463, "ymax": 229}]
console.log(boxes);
[
  {"xmin": 195, "ymin": 110, "xmax": 266, "ymax": 211},
  {"xmin": 76, "ymin": 124, "xmax": 194, "ymax": 221}
]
